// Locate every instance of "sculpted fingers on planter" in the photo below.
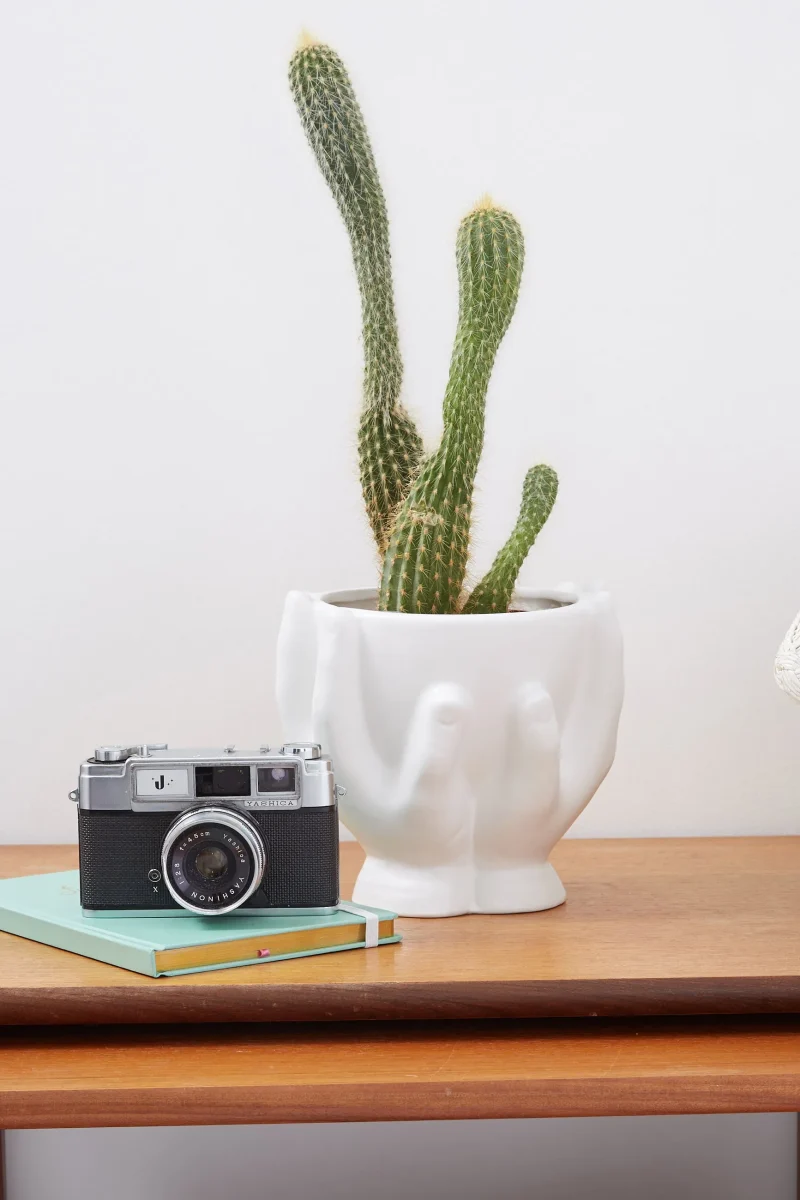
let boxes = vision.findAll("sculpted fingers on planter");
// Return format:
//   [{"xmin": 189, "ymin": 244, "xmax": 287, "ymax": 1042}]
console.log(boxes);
[
  {"xmin": 352, "ymin": 683, "xmax": 473, "ymax": 908},
  {"xmin": 389, "ymin": 683, "xmax": 472, "ymax": 856},
  {"xmin": 473, "ymin": 682, "xmax": 568, "ymax": 913},
  {"xmin": 513, "ymin": 682, "xmax": 562, "ymax": 851},
  {"xmin": 511, "ymin": 682, "xmax": 561, "ymax": 818},
  {"xmin": 400, "ymin": 683, "xmax": 470, "ymax": 783},
  {"xmin": 475, "ymin": 682, "xmax": 560, "ymax": 863},
  {"xmin": 308, "ymin": 620, "xmax": 470, "ymax": 857},
  {"xmin": 344, "ymin": 682, "xmax": 471, "ymax": 867}
]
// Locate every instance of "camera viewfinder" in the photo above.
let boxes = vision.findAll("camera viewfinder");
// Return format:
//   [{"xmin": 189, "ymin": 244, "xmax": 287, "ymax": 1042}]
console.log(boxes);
[
  {"xmin": 195, "ymin": 765, "xmax": 251, "ymax": 797},
  {"xmin": 257, "ymin": 765, "xmax": 296, "ymax": 794}
]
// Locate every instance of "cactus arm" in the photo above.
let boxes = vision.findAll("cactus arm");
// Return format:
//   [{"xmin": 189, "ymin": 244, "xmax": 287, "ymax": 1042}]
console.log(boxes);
[
  {"xmin": 462, "ymin": 464, "xmax": 558, "ymax": 614},
  {"xmin": 378, "ymin": 199, "xmax": 525, "ymax": 613},
  {"xmin": 289, "ymin": 39, "xmax": 423, "ymax": 552}
]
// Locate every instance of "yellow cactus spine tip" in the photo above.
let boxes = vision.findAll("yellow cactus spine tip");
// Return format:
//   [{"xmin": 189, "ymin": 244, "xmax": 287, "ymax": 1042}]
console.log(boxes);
[
  {"xmin": 473, "ymin": 193, "xmax": 498, "ymax": 212},
  {"xmin": 296, "ymin": 29, "xmax": 320, "ymax": 51}
]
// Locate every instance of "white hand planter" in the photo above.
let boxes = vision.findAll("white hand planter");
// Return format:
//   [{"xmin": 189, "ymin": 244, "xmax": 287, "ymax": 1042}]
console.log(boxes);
[{"xmin": 276, "ymin": 587, "xmax": 623, "ymax": 917}]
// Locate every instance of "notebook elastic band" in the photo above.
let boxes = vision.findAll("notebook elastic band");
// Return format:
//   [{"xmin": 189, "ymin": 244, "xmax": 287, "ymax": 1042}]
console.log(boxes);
[{"xmin": 337, "ymin": 901, "xmax": 379, "ymax": 948}]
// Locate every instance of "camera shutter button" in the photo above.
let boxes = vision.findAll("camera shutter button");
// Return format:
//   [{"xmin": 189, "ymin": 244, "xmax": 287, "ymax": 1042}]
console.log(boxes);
[{"xmin": 280, "ymin": 743, "xmax": 321, "ymax": 759}]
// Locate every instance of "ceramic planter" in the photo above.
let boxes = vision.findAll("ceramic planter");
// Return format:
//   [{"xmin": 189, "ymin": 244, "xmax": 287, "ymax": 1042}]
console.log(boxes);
[{"xmin": 276, "ymin": 587, "xmax": 623, "ymax": 917}]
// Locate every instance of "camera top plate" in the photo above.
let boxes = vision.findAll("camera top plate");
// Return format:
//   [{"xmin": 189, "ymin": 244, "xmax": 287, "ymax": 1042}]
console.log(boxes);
[{"xmin": 72, "ymin": 744, "xmax": 336, "ymax": 813}]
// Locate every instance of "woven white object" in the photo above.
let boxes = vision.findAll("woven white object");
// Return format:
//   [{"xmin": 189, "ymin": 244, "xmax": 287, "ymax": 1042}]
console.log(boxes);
[{"xmin": 775, "ymin": 609, "xmax": 800, "ymax": 702}]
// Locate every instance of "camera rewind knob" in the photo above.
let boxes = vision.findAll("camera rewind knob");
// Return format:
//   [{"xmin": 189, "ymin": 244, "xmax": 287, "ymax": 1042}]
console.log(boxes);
[
  {"xmin": 94, "ymin": 744, "xmax": 168, "ymax": 762},
  {"xmin": 94, "ymin": 746, "xmax": 133, "ymax": 763}
]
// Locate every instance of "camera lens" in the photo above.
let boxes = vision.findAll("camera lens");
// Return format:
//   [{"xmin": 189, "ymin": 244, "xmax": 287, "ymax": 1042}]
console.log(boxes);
[
  {"xmin": 161, "ymin": 806, "xmax": 266, "ymax": 915},
  {"xmin": 193, "ymin": 845, "xmax": 229, "ymax": 882}
]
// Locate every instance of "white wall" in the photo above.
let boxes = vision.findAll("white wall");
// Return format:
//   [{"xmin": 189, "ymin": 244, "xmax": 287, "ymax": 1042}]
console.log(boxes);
[
  {"xmin": 2, "ymin": 1, "xmax": 800, "ymax": 1196},
  {"xmin": 3, "ymin": 0, "xmax": 800, "ymax": 844}
]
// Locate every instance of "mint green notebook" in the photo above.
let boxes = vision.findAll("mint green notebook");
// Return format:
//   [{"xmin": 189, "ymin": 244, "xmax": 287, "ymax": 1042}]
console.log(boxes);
[{"xmin": 0, "ymin": 870, "xmax": 400, "ymax": 977}]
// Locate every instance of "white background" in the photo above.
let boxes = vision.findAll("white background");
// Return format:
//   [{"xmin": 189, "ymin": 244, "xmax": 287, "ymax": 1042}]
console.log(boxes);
[{"xmin": 2, "ymin": 1, "xmax": 800, "ymax": 1196}]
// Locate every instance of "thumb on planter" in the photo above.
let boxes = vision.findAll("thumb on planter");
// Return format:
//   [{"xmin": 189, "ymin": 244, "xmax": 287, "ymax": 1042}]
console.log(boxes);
[
  {"xmin": 310, "ymin": 610, "xmax": 387, "ymax": 822},
  {"xmin": 509, "ymin": 682, "xmax": 561, "ymax": 825},
  {"xmin": 390, "ymin": 682, "xmax": 472, "ymax": 845}
]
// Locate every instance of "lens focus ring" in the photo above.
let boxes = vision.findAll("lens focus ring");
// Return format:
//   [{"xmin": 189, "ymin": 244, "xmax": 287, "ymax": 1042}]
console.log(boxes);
[{"xmin": 161, "ymin": 806, "xmax": 266, "ymax": 915}]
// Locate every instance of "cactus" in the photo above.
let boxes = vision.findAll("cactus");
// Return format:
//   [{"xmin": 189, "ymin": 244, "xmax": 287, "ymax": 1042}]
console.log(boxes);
[
  {"xmin": 379, "ymin": 200, "xmax": 525, "ymax": 613},
  {"xmin": 290, "ymin": 38, "xmax": 557, "ymax": 612},
  {"xmin": 463, "ymin": 465, "xmax": 559, "ymax": 614},
  {"xmin": 289, "ymin": 37, "xmax": 423, "ymax": 553}
]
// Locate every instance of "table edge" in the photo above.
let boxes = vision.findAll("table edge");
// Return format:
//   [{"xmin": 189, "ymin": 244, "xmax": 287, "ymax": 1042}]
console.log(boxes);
[{"xmin": 4, "ymin": 974, "xmax": 800, "ymax": 1026}]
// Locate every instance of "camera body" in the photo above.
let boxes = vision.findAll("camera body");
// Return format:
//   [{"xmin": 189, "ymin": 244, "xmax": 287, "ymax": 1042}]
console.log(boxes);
[{"xmin": 73, "ymin": 743, "xmax": 340, "ymax": 916}]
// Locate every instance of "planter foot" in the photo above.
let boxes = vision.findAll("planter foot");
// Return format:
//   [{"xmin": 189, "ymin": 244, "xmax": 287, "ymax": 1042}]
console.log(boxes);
[
  {"xmin": 472, "ymin": 861, "xmax": 566, "ymax": 914},
  {"xmin": 352, "ymin": 856, "xmax": 473, "ymax": 918},
  {"xmin": 351, "ymin": 856, "xmax": 567, "ymax": 917}
]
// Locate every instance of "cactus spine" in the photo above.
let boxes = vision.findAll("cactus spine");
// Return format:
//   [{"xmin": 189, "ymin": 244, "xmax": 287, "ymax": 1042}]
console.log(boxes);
[
  {"xmin": 463, "ymin": 465, "xmax": 558, "ymax": 614},
  {"xmin": 379, "ymin": 200, "xmax": 525, "ymax": 613},
  {"xmin": 289, "ymin": 38, "xmax": 423, "ymax": 553},
  {"xmin": 290, "ymin": 39, "xmax": 558, "ymax": 613}
]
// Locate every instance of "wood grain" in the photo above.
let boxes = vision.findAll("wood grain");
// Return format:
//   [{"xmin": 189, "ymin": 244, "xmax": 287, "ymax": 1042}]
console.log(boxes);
[
  {"xmin": 4, "ymin": 1015, "xmax": 800, "ymax": 1128},
  {"xmin": 2, "ymin": 839, "xmax": 800, "ymax": 1025}
]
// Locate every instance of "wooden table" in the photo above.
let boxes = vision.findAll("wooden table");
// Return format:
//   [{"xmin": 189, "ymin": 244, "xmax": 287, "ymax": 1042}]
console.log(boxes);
[
  {"xmin": 2, "ymin": 838, "xmax": 800, "ymax": 1197},
  {"xmin": 3, "ymin": 838, "xmax": 800, "ymax": 1025},
  {"xmin": 4, "ymin": 1016, "xmax": 800, "ymax": 1128}
]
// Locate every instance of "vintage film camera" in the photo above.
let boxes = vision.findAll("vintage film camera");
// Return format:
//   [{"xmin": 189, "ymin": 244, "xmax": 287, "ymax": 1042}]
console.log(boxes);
[{"xmin": 71, "ymin": 743, "xmax": 340, "ymax": 916}]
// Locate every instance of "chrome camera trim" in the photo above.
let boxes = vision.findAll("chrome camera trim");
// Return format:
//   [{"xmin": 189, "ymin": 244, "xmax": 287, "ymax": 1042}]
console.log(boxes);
[{"xmin": 72, "ymin": 744, "xmax": 335, "ymax": 812}]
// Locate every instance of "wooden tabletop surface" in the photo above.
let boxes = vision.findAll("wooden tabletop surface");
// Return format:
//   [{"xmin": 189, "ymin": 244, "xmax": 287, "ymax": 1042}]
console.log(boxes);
[
  {"xmin": 4, "ymin": 1014, "xmax": 800, "ymax": 1128},
  {"xmin": 2, "ymin": 837, "xmax": 800, "ymax": 1025}
]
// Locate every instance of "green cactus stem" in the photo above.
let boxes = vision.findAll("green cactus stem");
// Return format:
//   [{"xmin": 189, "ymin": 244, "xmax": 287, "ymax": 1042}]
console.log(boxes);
[
  {"xmin": 289, "ymin": 36, "xmax": 423, "ymax": 552},
  {"xmin": 462, "ymin": 464, "xmax": 558, "ymax": 614},
  {"xmin": 378, "ymin": 198, "xmax": 525, "ymax": 613},
  {"xmin": 289, "ymin": 40, "xmax": 559, "ymax": 610}
]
